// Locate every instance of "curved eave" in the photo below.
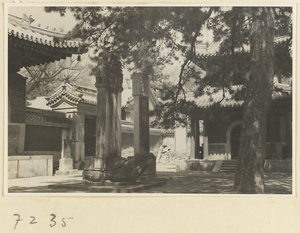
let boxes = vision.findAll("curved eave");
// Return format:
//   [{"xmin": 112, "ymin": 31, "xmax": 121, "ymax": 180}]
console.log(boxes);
[
  {"xmin": 8, "ymin": 29, "xmax": 81, "ymax": 49},
  {"xmin": 81, "ymin": 99, "xmax": 97, "ymax": 105},
  {"xmin": 47, "ymin": 96, "xmax": 81, "ymax": 109},
  {"xmin": 8, "ymin": 32, "xmax": 81, "ymax": 69}
]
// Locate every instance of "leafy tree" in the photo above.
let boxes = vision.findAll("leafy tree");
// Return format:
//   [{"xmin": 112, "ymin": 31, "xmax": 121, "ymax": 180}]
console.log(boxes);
[
  {"xmin": 45, "ymin": 6, "xmax": 292, "ymax": 193},
  {"xmin": 20, "ymin": 55, "xmax": 95, "ymax": 101}
]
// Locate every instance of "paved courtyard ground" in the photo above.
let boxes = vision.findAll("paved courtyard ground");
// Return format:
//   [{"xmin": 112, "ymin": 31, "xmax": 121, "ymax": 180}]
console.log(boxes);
[
  {"xmin": 143, "ymin": 171, "xmax": 292, "ymax": 194},
  {"xmin": 7, "ymin": 171, "xmax": 292, "ymax": 194}
]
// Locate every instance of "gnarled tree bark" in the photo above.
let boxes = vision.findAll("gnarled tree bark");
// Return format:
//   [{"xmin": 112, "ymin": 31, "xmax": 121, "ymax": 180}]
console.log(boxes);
[{"xmin": 234, "ymin": 7, "xmax": 275, "ymax": 193}]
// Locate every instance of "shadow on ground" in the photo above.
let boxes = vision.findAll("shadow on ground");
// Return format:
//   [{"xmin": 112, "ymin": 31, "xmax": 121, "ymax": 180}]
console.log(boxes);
[{"xmin": 8, "ymin": 171, "xmax": 292, "ymax": 194}]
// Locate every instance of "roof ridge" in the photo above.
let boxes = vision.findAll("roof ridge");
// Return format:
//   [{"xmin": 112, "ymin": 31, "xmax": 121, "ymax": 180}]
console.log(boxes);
[
  {"xmin": 8, "ymin": 13, "xmax": 66, "ymax": 37},
  {"xmin": 8, "ymin": 28, "xmax": 81, "ymax": 48}
]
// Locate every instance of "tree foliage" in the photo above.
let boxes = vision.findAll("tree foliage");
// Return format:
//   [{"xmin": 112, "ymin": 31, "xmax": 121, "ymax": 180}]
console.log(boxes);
[
  {"xmin": 45, "ymin": 6, "xmax": 292, "ymax": 129},
  {"xmin": 45, "ymin": 6, "xmax": 219, "ymax": 128}
]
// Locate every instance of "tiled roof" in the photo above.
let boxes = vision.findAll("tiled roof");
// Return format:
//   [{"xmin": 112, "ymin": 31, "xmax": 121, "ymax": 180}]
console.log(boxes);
[
  {"xmin": 25, "ymin": 107, "xmax": 71, "ymax": 125},
  {"xmin": 187, "ymin": 85, "xmax": 244, "ymax": 108},
  {"xmin": 188, "ymin": 82, "xmax": 291, "ymax": 109},
  {"xmin": 46, "ymin": 83, "xmax": 84, "ymax": 107},
  {"xmin": 46, "ymin": 82, "xmax": 159, "ymax": 109},
  {"xmin": 46, "ymin": 82, "xmax": 137, "ymax": 108},
  {"xmin": 8, "ymin": 14, "xmax": 81, "ymax": 49},
  {"xmin": 8, "ymin": 14, "xmax": 81, "ymax": 69},
  {"xmin": 195, "ymin": 36, "xmax": 290, "ymax": 58}
]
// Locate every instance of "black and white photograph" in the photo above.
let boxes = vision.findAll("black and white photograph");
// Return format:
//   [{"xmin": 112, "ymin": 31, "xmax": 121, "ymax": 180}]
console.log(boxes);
[{"xmin": 6, "ymin": 5, "xmax": 294, "ymax": 195}]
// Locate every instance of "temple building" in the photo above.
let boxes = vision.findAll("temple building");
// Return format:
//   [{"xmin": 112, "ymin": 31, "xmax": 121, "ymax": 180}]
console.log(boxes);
[
  {"xmin": 186, "ymin": 82, "xmax": 292, "ymax": 161},
  {"xmin": 7, "ymin": 13, "xmax": 80, "ymax": 178},
  {"xmin": 175, "ymin": 38, "xmax": 293, "ymax": 172},
  {"xmin": 7, "ymin": 14, "xmax": 171, "ymax": 178}
]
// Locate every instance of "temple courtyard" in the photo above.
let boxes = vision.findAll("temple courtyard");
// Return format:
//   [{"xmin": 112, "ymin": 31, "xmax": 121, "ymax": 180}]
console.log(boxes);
[{"xmin": 7, "ymin": 171, "xmax": 292, "ymax": 194}]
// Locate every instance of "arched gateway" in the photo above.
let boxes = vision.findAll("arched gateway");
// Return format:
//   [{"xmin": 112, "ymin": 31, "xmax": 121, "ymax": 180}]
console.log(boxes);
[{"xmin": 226, "ymin": 120, "xmax": 241, "ymax": 160}]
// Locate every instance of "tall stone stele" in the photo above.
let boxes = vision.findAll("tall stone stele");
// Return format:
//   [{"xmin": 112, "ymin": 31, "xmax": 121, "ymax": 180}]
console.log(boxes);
[
  {"xmin": 132, "ymin": 73, "xmax": 150, "ymax": 155},
  {"xmin": 93, "ymin": 55, "xmax": 123, "ymax": 169},
  {"xmin": 132, "ymin": 73, "xmax": 156, "ymax": 178}
]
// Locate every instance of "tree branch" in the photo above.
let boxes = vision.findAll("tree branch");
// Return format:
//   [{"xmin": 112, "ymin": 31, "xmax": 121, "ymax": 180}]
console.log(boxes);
[{"xmin": 173, "ymin": 7, "xmax": 214, "ymax": 109}]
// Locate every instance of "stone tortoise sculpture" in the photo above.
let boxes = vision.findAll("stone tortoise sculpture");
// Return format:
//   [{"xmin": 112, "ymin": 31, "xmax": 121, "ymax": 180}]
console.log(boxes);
[{"xmin": 82, "ymin": 153, "xmax": 156, "ymax": 183}]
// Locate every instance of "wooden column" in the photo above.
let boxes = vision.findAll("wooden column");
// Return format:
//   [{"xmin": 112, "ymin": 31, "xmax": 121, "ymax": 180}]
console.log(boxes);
[
  {"xmin": 94, "ymin": 55, "xmax": 123, "ymax": 169},
  {"xmin": 132, "ymin": 73, "xmax": 150, "ymax": 156},
  {"xmin": 203, "ymin": 121, "xmax": 209, "ymax": 159},
  {"xmin": 195, "ymin": 119, "xmax": 200, "ymax": 159},
  {"xmin": 190, "ymin": 117, "xmax": 196, "ymax": 160}
]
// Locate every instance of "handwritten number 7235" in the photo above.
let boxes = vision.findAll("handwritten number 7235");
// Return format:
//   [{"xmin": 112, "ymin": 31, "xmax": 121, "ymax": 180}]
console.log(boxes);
[{"xmin": 14, "ymin": 214, "xmax": 73, "ymax": 229}]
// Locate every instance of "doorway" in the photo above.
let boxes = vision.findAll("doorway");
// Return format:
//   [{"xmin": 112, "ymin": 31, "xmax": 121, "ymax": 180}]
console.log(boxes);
[{"xmin": 230, "ymin": 125, "xmax": 241, "ymax": 159}]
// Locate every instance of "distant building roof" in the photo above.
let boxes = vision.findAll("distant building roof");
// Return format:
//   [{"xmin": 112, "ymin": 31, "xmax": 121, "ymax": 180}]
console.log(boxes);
[
  {"xmin": 187, "ymin": 82, "xmax": 291, "ymax": 109},
  {"xmin": 194, "ymin": 36, "xmax": 290, "ymax": 58},
  {"xmin": 187, "ymin": 85, "xmax": 244, "ymax": 109},
  {"xmin": 45, "ymin": 82, "xmax": 158, "ymax": 109}
]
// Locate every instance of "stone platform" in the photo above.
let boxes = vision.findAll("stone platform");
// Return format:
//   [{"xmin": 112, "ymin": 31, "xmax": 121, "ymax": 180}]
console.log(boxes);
[
  {"xmin": 8, "ymin": 155, "xmax": 53, "ymax": 179},
  {"xmin": 47, "ymin": 178, "xmax": 167, "ymax": 193}
]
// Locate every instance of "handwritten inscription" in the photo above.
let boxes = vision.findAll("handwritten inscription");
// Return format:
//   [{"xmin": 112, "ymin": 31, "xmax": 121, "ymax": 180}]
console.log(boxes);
[{"xmin": 13, "ymin": 214, "xmax": 74, "ymax": 230}]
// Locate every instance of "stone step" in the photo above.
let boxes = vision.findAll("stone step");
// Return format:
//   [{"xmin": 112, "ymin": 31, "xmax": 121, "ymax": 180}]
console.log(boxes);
[
  {"xmin": 222, "ymin": 161, "xmax": 238, "ymax": 163},
  {"xmin": 156, "ymin": 164, "xmax": 177, "ymax": 172},
  {"xmin": 220, "ymin": 170, "xmax": 237, "ymax": 173},
  {"xmin": 219, "ymin": 160, "xmax": 238, "ymax": 173},
  {"xmin": 221, "ymin": 167, "xmax": 237, "ymax": 169},
  {"xmin": 220, "ymin": 167, "xmax": 237, "ymax": 171}
]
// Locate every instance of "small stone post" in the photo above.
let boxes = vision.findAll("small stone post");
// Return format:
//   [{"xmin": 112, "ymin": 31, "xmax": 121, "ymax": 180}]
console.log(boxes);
[
  {"xmin": 56, "ymin": 128, "xmax": 77, "ymax": 175},
  {"xmin": 71, "ymin": 112, "xmax": 85, "ymax": 169}
]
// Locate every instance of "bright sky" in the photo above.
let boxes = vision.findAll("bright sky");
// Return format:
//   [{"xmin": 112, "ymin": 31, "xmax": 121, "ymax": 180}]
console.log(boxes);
[{"xmin": 8, "ymin": 6, "xmax": 77, "ymax": 33}]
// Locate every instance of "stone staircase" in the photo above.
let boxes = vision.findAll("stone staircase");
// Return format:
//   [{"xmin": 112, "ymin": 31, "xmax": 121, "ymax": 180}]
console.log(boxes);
[
  {"xmin": 219, "ymin": 160, "xmax": 238, "ymax": 173},
  {"xmin": 156, "ymin": 163, "xmax": 177, "ymax": 172}
]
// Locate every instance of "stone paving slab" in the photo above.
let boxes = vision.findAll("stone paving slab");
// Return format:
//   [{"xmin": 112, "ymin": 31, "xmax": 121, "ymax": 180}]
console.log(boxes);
[{"xmin": 139, "ymin": 171, "xmax": 292, "ymax": 194}]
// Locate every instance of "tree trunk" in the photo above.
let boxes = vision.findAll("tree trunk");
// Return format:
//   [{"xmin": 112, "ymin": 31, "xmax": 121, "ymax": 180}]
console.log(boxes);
[{"xmin": 234, "ymin": 7, "xmax": 275, "ymax": 193}]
